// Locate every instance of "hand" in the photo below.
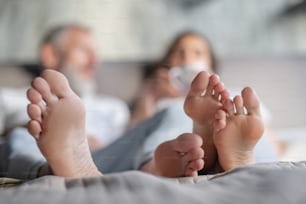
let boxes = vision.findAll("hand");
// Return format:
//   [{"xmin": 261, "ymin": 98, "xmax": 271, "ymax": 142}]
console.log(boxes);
[{"xmin": 150, "ymin": 68, "xmax": 181, "ymax": 100}]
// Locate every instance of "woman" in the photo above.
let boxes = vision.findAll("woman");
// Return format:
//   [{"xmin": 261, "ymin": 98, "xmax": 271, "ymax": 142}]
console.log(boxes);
[
  {"xmin": 129, "ymin": 31, "xmax": 281, "ymax": 162},
  {"xmin": 129, "ymin": 31, "xmax": 217, "ymax": 126}
]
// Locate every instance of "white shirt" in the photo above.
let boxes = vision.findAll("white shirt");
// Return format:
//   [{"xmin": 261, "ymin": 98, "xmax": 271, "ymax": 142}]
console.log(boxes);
[{"xmin": 83, "ymin": 93, "xmax": 130, "ymax": 145}]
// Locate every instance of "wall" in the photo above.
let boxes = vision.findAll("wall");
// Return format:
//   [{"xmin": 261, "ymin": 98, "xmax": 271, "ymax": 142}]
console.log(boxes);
[{"xmin": 1, "ymin": 0, "xmax": 306, "ymax": 62}]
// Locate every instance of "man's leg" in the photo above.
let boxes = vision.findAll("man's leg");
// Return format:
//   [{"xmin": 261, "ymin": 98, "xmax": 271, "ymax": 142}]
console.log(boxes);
[
  {"xmin": 91, "ymin": 108, "xmax": 168, "ymax": 173},
  {"xmin": 5, "ymin": 116, "xmax": 166, "ymax": 179},
  {"xmin": 5, "ymin": 127, "xmax": 47, "ymax": 179},
  {"xmin": 92, "ymin": 99, "xmax": 194, "ymax": 175}
]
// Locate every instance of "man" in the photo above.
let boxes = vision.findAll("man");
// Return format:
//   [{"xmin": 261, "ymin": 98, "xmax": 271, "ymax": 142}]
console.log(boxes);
[
  {"xmin": 0, "ymin": 24, "xmax": 130, "ymax": 178},
  {"xmin": 39, "ymin": 24, "xmax": 130, "ymax": 148},
  {"xmin": 1, "ymin": 24, "xmax": 130, "ymax": 149}
]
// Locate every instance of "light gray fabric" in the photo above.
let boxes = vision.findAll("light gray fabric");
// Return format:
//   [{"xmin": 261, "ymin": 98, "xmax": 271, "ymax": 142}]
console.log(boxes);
[
  {"xmin": 6, "ymin": 127, "xmax": 46, "ymax": 179},
  {"xmin": 1, "ymin": 162, "xmax": 306, "ymax": 204}
]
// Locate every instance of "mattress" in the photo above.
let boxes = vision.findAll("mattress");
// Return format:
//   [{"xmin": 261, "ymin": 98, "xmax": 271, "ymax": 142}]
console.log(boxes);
[{"xmin": 0, "ymin": 161, "xmax": 306, "ymax": 204}]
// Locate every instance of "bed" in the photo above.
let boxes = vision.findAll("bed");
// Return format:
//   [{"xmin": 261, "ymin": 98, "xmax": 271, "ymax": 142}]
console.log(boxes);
[
  {"xmin": 0, "ymin": 161, "xmax": 306, "ymax": 204},
  {"xmin": 1, "ymin": 58, "xmax": 306, "ymax": 203}
]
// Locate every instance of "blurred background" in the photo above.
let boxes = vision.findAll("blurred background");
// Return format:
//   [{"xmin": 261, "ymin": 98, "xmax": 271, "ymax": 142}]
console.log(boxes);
[
  {"xmin": 1, "ymin": 0, "xmax": 306, "ymax": 61},
  {"xmin": 0, "ymin": 0, "xmax": 306, "ymax": 160}
]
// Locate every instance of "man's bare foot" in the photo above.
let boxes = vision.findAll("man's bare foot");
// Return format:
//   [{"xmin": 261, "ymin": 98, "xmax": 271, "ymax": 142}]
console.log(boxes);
[
  {"xmin": 214, "ymin": 87, "xmax": 264, "ymax": 171},
  {"xmin": 184, "ymin": 71, "xmax": 229, "ymax": 172},
  {"xmin": 27, "ymin": 69, "xmax": 101, "ymax": 178},
  {"xmin": 140, "ymin": 133, "xmax": 204, "ymax": 177}
]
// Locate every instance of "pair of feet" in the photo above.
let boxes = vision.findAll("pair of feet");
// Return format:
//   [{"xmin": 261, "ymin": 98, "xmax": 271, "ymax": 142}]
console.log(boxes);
[
  {"xmin": 27, "ymin": 70, "xmax": 263, "ymax": 178},
  {"xmin": 142, "ymin": 71, "xmax": 264, "ymax": 177}
]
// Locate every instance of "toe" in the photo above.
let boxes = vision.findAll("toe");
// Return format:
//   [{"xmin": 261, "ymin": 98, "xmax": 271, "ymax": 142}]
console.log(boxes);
[
  {"xmin": 183, "ymin": 148, "xmax": 204, "ymax": 162},
  {"xmin": 185, "ymin": 160, "xmax": 204, "ymax": 177},
  {"xmin": 187, "ymin": 71, "xmax": 210, "ymax": 97},
  {"xmin": 32, "ymin": 77, "xmax": 57, "ymax": 104},
  {"xmin": 214, "ymin": 110, "xmax": 226, "ymax": 132},
  {"xmin": 27, "ymin": 88, "xmax": 46, "ymax": 111},
  {"xmin": 27, "ymin": 88, "xmax": 42, "ymax": 104},
  {"xmin": 222, "ymin": 98, "xmax": 234, "ymax": 116},
  {"xmin": 174, "ymin": 133, "xmax": 203, "ymax": 153},
  {"xmin": 27, "ymin": 104, "xmax": 42, "ymax": 122},
  {"xmin": 28, "ymin": 120, "xmax": 41, "ymax": 139},
  {"xmin": 233, "ymin": 95, "xmax": 244, "ymax": 114},
  {"xmin": 215, "ymin": 109, "xmax": 226, "ymax": 120},
  {"xmin": 206, "ymin": 74, "xmax": 220, "ymax": 96},
  {"xmin": 213, "ymin": 82, "xmax": 224, "ymax": 100},
  {"xmin": 41, "ymin": 69, "xmax": 74, "ymax": 98},
  {"xmin": 241, "ymin": 87, "xmax": 261, "ymax": 116},
  {"xmin": 220, "ymin": 89, "xmax": 230, "ymax": 102}
]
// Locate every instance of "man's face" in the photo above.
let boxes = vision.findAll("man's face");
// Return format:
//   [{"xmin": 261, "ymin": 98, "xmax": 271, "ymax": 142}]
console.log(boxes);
[
  {"xmin": 43, "ymin": 28, "xmax": 99, "ymax": 96},
  {"xmin": 59, "ymin": 29, "xmax": 98, "ymax": 81},
  {"xmin": 168, "ymin": 35, "xmax": 213, "ymax": 73}
]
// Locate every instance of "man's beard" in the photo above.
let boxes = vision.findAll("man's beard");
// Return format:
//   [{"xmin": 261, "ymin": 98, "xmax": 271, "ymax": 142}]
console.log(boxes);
[{"xmin": 60, "ymin": 68, "xmax": 96, "ymax": 97}]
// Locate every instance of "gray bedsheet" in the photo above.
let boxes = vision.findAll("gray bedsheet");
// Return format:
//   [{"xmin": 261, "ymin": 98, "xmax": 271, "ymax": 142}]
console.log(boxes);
[{"xmin": 1, "ymin": 161, "xmax": 306, "ymax": 204}]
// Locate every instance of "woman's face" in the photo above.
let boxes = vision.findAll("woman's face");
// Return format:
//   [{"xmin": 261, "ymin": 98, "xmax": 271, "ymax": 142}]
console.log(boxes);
[{"xmin": 168, "ymin": 35, "xmax": 213, "ymax": 73}]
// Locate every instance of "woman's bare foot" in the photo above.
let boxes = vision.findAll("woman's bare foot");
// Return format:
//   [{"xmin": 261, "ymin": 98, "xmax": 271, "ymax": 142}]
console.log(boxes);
[
  {"xmin": 213, "ymin": 87, "xmax": 264, "ymax": 171},
  {"xmin": 183, "ymin": 71, "xmax": 229, "ymax": 172},
  {"xmin": 140, "ymin": 133, "xmax": 204, "ymax": 177},
  {"xmin": 27, "ymin": 69, "xmax": 101, "ymax": 178}
]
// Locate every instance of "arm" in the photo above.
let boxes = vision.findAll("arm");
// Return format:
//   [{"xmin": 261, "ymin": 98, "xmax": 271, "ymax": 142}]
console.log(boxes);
[{"xmin": 128, "ymin": 69, "xmax": 181, "ymax": 128}]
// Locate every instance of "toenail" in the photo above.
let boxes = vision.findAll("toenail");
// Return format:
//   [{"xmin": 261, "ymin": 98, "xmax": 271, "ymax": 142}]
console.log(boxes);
[{"xmin": 200, "ymin": 90, "xmax": 206, "ymax": 97}]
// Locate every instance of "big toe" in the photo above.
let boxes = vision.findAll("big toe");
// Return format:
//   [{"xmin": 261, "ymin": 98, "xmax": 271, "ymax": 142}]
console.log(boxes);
[
  {"xmin": 183, "ymin": 147, "xmax": 204, "ymax": 176},
  {"xmin": 184, "ymin": 71, "xmax": 210, "ymax": 116},
  {"xmin": 241, "ymin": 87, "xmax": 261, "ymax": 116},
  {"xmin": 32, "ymin": 77, "xmax": 56, "ymax": 105},
  {"xmin": 41, "ymin": 69, "xmax": 74, "ymax": 98},
  {"xmin": 187, "ymin": 71, "xmax": 210, "ymax": 97}
]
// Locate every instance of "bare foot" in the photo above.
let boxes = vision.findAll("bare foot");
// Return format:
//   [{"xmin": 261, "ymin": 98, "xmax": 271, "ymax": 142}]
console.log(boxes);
[
  {"xmin": 27, "ymin": 69, "xmax": 101, "ymax": 178},
  {"xmin": 140, "ymin": 133, "xmax": 204, "ymax": 177},
  {"xmin": 214, "ymin": 87, "xmax": 264, "ymax": 171},
  {"xmin": 184, "ymin": 71, "xmax": 229, "ymax": 172}
]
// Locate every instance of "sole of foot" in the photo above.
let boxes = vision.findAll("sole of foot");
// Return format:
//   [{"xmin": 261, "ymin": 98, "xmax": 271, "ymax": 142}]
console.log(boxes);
[
  {"xmin": 27, "ymin": 69, "xmax": 101, "ymax": 178},
  {"xmin": 214, "ymin": 87, "xmax": 264, "ymax": 171},
  {"xmin": 184, "ymin": 71, "xmax": 229, "ymax": 172}
]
